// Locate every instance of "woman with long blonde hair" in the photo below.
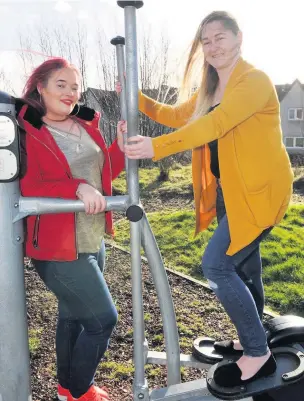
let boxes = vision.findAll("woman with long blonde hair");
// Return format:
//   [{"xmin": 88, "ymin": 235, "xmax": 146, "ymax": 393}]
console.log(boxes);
[{"xmin": 117, "ymin": 11, "xmax": 293, "ymax": 387}]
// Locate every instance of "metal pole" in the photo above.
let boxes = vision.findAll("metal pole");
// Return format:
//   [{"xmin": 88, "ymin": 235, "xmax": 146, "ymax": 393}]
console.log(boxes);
[
  {"xmin": 113, "ymin": 3, "xmax": 181, "ymax": 388},
  {"xmin": 111, "ymin": 37, "xmax": 128, "ymax": 122},
  {"xmin": 0, "ymin": 94, "xmax": 32, "ymax": 401},
  {"xmin": 14, "ymin": 195, "xmax": 129, "ymax": 221},
  {"xmin": 141, "ymin": 214, "xmax": 181, "ymax": 385},
  {"xmin": 117, "ymin": 2, "xmax": 148, "ymax": 400},
  {"xmin": 111, "ymin": 36, "xmax": 129, "ymax": 175},
  {"xmin": 123, "ymin": 6, "xmax": 140, "ymax": 206}
]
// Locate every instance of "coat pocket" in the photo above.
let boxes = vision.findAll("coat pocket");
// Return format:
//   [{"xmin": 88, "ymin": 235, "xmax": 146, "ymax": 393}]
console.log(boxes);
[{"xmin": 246, "ymin": 184, "xmax": 273, "ymax": 228}]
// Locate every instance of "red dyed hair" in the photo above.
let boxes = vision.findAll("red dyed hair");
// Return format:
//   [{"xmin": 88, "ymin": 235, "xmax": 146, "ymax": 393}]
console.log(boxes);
[{"xmin": 22, "ymin": 58, "xmax": 80, "ymax": 115}]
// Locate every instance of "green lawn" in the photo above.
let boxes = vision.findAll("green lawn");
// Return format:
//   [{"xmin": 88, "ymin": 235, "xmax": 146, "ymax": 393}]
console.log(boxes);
[
  {"xmin": 113, "ymin": 163, "xmax": 303, "ymax": 202},
  {"xmin": 113, "ymin": 163, "xmax": 193, "ymax": 195},
  {"xmin": 112, "ymin": 162, "xmax": 304, "ymax": 315},
  {"xmin": 113, "ymin": 205, "xmax": 304, "ymax": 315}
]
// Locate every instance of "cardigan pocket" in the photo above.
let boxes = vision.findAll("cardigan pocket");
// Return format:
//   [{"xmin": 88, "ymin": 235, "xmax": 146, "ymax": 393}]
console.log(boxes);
[{"xmin": 246, "ymin": 184, "xmax": 273, "ymax": 228}]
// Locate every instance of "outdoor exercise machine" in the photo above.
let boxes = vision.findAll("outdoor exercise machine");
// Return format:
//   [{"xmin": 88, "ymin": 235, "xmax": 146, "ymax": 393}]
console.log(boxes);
[{"xmin": 1, "ymin": 1, "xmax": 304, "ymax": 401}]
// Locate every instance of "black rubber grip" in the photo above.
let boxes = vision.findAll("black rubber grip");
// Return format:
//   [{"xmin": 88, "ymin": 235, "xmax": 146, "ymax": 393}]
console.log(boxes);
[
  {"xmin": 117, "ymin": 1, "xmax": 144, "ymax": 9},
  {"xmin": 126, "ymin": 204, "xmax": 144, "ymax": 222},
  {"xmin": 110, "ymin": 36, "xmax": 125, "ymax": 46}
]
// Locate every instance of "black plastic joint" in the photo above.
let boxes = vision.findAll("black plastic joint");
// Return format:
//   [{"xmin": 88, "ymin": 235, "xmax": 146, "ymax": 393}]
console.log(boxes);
[
  {"xmin": 117, "ymin": 1, "xmax": 144, "ymax": 9},
  {"xmin": 126, "ymin": 204, "xmax": 144, "ymax": 222},
  {"xmin": 110, "ymin": 36, "xmax": 125, "ymax": 46}
]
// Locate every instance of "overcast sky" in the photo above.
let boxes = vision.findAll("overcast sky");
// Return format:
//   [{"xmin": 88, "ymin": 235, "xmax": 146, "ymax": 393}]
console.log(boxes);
[{"xmin": 0, "ymin": 0, "xmax": 303, "ymax": 95}]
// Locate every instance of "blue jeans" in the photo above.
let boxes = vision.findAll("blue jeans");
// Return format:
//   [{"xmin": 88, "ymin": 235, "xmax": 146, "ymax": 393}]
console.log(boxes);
[
  {"xmin": 202, "ymin": 184, "xmax": 271, "ymax": 356},
  {"xmin": 216, "ymin": 184, "xmax": 265, "ymax": 319},
  {"xmin": 33, "ymin": 241, "xmax": 117, "ymax": 398}
]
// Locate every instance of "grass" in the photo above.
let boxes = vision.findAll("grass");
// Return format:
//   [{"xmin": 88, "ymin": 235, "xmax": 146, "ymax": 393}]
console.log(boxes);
[
  {"xmin": 113, "ymin": 163, "xmax": 193, "ymax": 196},
  {"xmin": 114, "ymin": 205, "xmax": 304, "ymax": 315},
  {"xmin": 28, "ymin": 328, "xmax": 43, "ymax": 355},
  {"xmin": 113, "ymin": 163, "xmax": 303, "ymax": 197},
  {"xmin": 99, "ymin": 361, "xmax": 135, "ymax": 381},
  {"xmin": 293, "ymin": 166, "xmax": 304, "ymax": 181},
  {"xmin": 114, "ymin": 210, "xmax": 212, "ymax": 278}
]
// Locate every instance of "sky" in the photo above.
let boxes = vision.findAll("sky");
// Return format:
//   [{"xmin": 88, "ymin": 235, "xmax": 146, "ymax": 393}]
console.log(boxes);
[{"xmin": 0, "ymin": 0, "xmax": 303, "ymax": 95}]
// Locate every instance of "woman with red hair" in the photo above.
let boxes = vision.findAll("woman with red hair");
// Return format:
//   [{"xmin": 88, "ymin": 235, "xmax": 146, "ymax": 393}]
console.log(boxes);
[{"xmin": 17, "ymin": 58, "xmax": 126, "ymax": 401}]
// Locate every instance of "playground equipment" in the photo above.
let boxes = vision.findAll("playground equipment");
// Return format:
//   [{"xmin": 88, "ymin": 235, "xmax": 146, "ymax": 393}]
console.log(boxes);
[{"xmin": 1, "ymin": 1, "xmax": 304, "ymax": 401}]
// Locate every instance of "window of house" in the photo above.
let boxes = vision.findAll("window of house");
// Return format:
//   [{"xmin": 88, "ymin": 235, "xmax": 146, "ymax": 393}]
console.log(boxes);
[
  {"xmin": 285, "ymin": 137, "xmax": 295, "ymax": 147},
  {"xmin": 295, "ymin": 137, "xmax": 304, "ymax": 147},
  {"xmin": 285, "ymin": 137, "xmax": 304, "ymax": 147},
  {"xmin": 288, "ymin": 108, "xmax": 304, "ymax": 120}
]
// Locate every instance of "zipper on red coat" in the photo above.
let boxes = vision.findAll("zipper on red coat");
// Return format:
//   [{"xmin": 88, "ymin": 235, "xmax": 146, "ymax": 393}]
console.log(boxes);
[
  {"xmin": 74, "ymin": 213, "xmax": 78, "ymax": 260},
  {"xmin": 33, "ymin": 215, "xmax": 40, "ymax": 248}
]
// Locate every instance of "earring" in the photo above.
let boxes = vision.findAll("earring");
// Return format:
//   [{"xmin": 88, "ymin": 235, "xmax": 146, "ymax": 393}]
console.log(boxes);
[
  {"xmin": 37, "ymin": 89, "xmax": 42, "ymax": 104},
  {"xmin": 71, "ymin": 103, "xmax": 80, "ymax": 116}
]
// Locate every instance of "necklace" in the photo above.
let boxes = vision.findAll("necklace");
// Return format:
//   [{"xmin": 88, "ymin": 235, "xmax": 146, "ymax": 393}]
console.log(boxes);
[
  {"xmin": 44, "ymin": 116, "xmax": 69, "ymax": 123},
  {"xmin": 45, "ymin": 118, "xmax": 84, "ymax": 154}
]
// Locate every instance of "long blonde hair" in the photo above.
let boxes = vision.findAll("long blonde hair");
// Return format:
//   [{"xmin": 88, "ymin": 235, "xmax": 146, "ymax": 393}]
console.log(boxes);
[{"xmin": 179, "ymin": 11, "xmax": 240, "ymax": 120}]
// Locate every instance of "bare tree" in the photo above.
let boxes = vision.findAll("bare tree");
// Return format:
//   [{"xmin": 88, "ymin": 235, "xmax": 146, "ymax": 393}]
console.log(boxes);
[
  {"xmin": 0, "ymin": 69, "xmax": 17, "ymax": 96},
  {"xmin": 36, "ymin": 26, "xmax": 54, "ymax": 57},
  {"xmin": 89, "ymin": 27, "xmax": 120, "ymax": 146},
  {"xmin": 137, "ymin": 28, "xmax": 184, "ymax": 176},
  {"xmin": 18, "ymin": 34, "xmax": 36, "ymax": 81},
  {"xmin": 75, "ymin": 22, "xmax": 88, "ymax": 100},
  {"xmin": 53, "ymin": 26, "xmax": 73, "ymax": 61}
]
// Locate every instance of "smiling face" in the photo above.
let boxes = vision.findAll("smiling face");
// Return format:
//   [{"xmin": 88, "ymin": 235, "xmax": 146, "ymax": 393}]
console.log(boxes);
[
  {"xmin": 39, "ymin": 67, "xmax": 81, "ymax": 120},
  {"xmin": 201, "ymin": 20, "xmax": 242, "ymax": 71}
]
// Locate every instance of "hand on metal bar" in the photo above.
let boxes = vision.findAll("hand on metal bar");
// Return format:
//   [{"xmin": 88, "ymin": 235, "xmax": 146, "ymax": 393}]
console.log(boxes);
[
  {"xmin": 115, "ymin": 75, "xmax": 125, "ymax": 95},
  {"xmin": 76, "ymin": 183, "xmax": 106, "ymax": 215},
  {"xmin": 117, "ymin": 119, "xmax": 128, "ymax": 151},
  {"xmin": 124, "ymin": 135, "xmax": 154, "ymax": 159}
]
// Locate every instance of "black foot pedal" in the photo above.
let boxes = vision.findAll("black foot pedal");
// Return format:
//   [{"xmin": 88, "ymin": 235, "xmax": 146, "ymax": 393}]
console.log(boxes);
[
  {"xmin": 192, "ymin": 337, "xmax": 240, "ymax": 364},
  {"xmin": 206, "ymin": 346, "xmax": 304, "ymax": 400},
  {"xmin": 193, "ymin": 315, "xmax": 304, "ymax": 364}
]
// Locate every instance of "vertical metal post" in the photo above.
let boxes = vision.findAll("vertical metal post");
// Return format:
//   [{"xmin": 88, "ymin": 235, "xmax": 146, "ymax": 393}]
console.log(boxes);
[
  {"xmin": 116, "ymin": 0, "xmax": 181, "ymax": 389},
  {"xmin": 0, "ymin": 94, "xmax": 32, "ymax": 401},
  {"xmin": 111, "ymin": 37, "xmax": 128, "ymax": 122},
  {"xmin": 117, "ymin": 2, "xmax": 149, "ymax": 400},
  {"xmin": 110, "ymin": 36, "xmax": 129, "ymax": 176},
  {"xmin": 112, "ymin": 36, "xmax": 182, "ymax": 383},
  {"xmin": 123, "ymin": 6, "xmax": 140, "ymax": 205}
]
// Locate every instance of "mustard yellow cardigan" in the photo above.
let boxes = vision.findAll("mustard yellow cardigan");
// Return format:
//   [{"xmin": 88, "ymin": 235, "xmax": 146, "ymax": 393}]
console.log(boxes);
[{"xmin": 138, "ymin": 58, "xmax": 293, "ymax": 255}]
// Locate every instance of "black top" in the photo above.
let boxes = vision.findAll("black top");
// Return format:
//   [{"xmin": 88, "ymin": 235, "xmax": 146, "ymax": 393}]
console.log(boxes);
[{"xmin": 208, "ymin": 104, "xmax": 220, "ymax": 178}]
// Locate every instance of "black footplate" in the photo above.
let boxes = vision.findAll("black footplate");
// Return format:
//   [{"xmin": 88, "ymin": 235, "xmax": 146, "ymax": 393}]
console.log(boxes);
[
  {"xmin": 206, "ymin": 346, "xmax": 304, "ymax": 400},
  {"xmin": 192, "ymin": 337, "xmax": 238, "ymax": 364},
  {"xmin": 192, "ymin": 315, "xmax": 304, "ymax": 364}
]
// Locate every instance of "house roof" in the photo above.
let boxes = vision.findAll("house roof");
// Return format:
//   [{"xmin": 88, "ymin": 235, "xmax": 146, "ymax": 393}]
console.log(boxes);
[
  {"xmin": 275, "ymin": 79, "xmax": 304, "ymax": 102},
  {"xmin": 84, "ymin": 80, "xmax": 304, "ymax": 106}
]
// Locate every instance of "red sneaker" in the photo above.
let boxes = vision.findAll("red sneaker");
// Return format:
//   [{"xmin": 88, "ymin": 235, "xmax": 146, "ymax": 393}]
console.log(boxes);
[
  {"xmin": 75, "ymin": 385, "xmax": 110, "ymax": 401},
  {"xmin": 58, "ymin": 384, "xmax": 74, "ymax": 401}
]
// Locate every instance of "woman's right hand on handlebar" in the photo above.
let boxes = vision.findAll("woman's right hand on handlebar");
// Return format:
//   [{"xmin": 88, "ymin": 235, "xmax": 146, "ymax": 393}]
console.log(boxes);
[
  {"xmin": 115, "ymin": 79, "xmax": 122, "ymax": 94},
  {"xmin": 76, "ymin": 183, "xmax": 106, "ymax": 215}
]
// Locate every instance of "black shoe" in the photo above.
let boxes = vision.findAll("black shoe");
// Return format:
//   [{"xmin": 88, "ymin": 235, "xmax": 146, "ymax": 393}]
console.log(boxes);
[
  {"xmin": 214, "ymin": 354, "xmax": 277, "ymax": 388},
  {"xmin": 214, "ymin": 340, "xmax": 243, "ymax": 355}
]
